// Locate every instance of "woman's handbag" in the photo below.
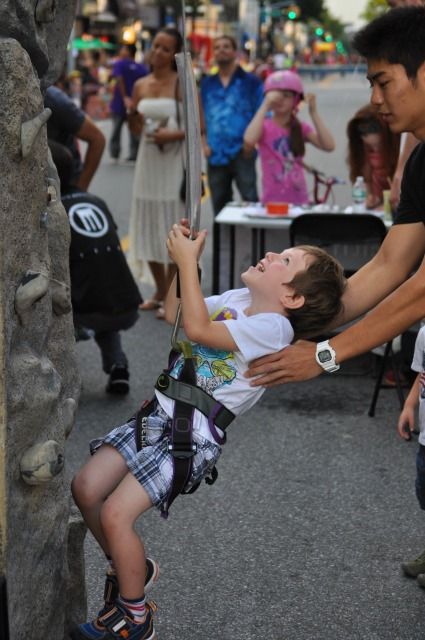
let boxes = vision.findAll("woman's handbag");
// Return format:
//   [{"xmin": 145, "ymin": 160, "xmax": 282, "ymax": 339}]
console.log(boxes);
[{"xmin": 127, "ymin": 111, "xmax": 143, "ymax": 137}]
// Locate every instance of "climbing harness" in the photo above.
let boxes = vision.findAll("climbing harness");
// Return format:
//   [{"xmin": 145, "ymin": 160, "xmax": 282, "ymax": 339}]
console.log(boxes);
[{"xmin": 135, "ymin": 341, "xmax": 235, "ymax": 518}]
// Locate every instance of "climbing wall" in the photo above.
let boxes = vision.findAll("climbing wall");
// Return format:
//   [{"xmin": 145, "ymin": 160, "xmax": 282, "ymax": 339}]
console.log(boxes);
[{"xmin": 0, "ymin": 27, "xmax": 83, "ymax": 640}]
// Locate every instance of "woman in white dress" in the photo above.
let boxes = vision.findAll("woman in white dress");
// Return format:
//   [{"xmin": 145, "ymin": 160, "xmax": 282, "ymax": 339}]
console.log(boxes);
[{"xmin": 128, "ymin": 28, "xmax": 184, "ymax": 318}]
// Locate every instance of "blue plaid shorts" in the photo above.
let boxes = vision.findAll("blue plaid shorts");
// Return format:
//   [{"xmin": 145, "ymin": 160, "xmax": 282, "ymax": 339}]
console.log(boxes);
[{"xmin": 90, "ymin": 404, "xmax": 221, "ymax": 512}]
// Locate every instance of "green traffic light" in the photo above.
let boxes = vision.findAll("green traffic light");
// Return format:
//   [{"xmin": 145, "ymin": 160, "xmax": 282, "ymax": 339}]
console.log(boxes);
[
  {"xmin": 315, "ymin": 27, "xmax": 324, "ymax": 36},
  {"xmin": 288, "ymin": 10, "xmax": 296, "ymax": 19}
]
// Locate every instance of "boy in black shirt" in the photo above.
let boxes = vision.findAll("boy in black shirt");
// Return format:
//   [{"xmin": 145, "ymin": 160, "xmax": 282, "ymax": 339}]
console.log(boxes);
[{"xmin": 50, "ymin": 141, "xmax": 142, "ymax": 394}]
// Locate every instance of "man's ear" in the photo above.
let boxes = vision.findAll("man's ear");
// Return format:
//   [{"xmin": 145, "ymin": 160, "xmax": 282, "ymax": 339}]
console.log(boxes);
[
  {"xmin": 280, "ymin": 289, "xmax": 305, "ymax": 310},
  {"xmin": 415, "ymin": 61, "xmax": 425, "ymax": 90}
]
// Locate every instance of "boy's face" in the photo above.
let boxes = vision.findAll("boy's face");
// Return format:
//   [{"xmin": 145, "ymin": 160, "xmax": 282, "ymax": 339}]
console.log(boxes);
[
  {"xmin": 367, "ymin": 59, "xmax": 425, "ymax": 138},
  {"xmin": 241, "ymin": 247, "xmax": 310, "ymax": 310}
]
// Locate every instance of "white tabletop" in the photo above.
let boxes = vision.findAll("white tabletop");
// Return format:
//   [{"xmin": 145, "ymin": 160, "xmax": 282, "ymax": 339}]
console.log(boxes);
[{"xmin": 216, "ymin": 203, "xmax": 391, "ymax": 229}]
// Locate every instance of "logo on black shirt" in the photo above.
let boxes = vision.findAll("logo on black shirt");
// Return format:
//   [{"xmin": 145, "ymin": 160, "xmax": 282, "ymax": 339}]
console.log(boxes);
[{"xmin": 68, "ymin": 203, "xmax": 109, "ymax": 238}]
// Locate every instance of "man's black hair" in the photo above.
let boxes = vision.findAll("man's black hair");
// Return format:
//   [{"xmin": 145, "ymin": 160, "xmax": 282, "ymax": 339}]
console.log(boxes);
[
  {"xmin": 48, "ymin": 140, "xmax": 74, "ymax": 189},
  {"xmin": 353, "ymin": 6, "xmax": 425, "ymax": 78},
  {"xmin": 122, "ymin": 43, "xmax": 137, "ymax": 58}
]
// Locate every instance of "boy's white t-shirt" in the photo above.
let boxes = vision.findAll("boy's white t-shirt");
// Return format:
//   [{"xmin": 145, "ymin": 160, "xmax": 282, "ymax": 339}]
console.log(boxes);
[
  {"xmin": 156, "ymin": 288, "xmax": 294, "ymax": 442},
  {"xmin": 411, "ymin": 325, "xmax": 425, "ymax": 446}
]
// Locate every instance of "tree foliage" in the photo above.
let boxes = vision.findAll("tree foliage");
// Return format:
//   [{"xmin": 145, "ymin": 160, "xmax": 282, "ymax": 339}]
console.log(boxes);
[
  {"xmin": 361, "ymin": 0, "xmax": 389, "ymax": 22},
  {"xmin": 297, "ymin": 0, "xmax": 325, "ymax": 21}
]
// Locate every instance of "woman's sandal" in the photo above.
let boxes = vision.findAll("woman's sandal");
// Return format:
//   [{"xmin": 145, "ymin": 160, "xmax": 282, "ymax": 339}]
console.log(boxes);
[{"xmin": 139, "ymin": 299, "xmax": 163, "ymax": 311}]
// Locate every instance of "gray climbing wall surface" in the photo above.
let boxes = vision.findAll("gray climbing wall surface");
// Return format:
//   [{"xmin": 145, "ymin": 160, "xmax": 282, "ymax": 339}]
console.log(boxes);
[{"xmin": 0, "ymin": 2, "xmax": 86, "ymax": 638}]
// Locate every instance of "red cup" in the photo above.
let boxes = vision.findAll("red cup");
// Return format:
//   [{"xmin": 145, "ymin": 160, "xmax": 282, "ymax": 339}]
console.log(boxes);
[{"xmin": 266, "ymin": 202, "xmax": 289, "ymax": 215}]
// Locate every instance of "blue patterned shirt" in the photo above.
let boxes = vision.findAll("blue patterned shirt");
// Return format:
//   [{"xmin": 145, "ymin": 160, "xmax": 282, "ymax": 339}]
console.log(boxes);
[{"xmin": 201, "ymin": 66, "xmax": 263, "ymax": 166}]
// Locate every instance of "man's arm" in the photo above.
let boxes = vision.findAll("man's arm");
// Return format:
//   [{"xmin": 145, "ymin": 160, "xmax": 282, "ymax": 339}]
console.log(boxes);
[
  {"xmin": 75, "ymin": 115, "xmax": 105, "ymax": 190},
  {"xmin": 246, "ymin": 221, "xmax": 425, "ymax": 385}
]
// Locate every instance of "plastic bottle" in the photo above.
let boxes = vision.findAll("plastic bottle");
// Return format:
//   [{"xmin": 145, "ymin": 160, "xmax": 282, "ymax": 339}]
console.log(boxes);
[{"xmin": 352, "ymin": 176, "xmax": 367, "ymax": 212}]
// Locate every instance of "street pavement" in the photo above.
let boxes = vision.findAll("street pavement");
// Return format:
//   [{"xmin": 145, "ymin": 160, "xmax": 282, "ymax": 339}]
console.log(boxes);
[{"xmin": 65, "ymin": 73, "xmax": 425, "ymax": 639}]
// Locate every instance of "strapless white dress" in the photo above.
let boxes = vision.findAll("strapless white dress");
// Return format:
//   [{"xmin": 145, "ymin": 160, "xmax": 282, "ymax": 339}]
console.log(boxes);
[{"xmin": 128, "ymin": 97, "xmax": 184, "ymax": 281}]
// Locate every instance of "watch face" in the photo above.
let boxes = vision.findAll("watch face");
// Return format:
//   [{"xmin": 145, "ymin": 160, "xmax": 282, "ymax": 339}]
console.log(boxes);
[{"xmin": 318, "ymin": 350, "xmax": 332, "ymax": 363}]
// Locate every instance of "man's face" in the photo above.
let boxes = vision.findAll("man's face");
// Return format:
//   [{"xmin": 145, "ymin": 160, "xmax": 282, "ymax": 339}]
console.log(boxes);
[
  {"xmin": 213, "ymin": 38, "xmax": 237, "ymax": 65},
  {"xmin": 367, "ymin": 59, "xmax": 425, "ymax": 139}
]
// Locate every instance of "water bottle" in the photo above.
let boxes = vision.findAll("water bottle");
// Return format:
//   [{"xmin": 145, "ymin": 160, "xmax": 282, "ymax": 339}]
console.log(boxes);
[{"xmin": 352, "ymin": 176, "xmax": 367, "ymax": 212}]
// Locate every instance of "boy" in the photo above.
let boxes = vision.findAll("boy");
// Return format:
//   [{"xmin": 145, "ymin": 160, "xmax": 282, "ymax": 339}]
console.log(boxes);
[
  {"xmin": 397, "ymin": 325, "xmax": 425, "ymax": 583},
  {"xmin": 50, "ymin": 141, "xmax": 142, "ymax": 394},
  {"xmin": 70, "ymin": 223, "xmax": 345, "ymax": 640}
]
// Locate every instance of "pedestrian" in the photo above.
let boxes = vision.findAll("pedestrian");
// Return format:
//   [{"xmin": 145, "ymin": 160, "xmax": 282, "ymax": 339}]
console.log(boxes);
[
  {"xmin": 49, "ymin": 141, "xmax": 142, "ymax": 394},
  {"xmin": 346, "ymin": 103, "xmax": 400, "ymax": 209},
  {"xmin": 244, "ymin": 6, "xmax": 425, "ymax": 387},
  {"xmin": 45, "ymin": 77, "xmax": 105, "ymax": 191},
  {"xmin": 109, "ymin": 44, "xmax": 148, "ymax": 163},
  {"xmin": 70, "ymin": 221, "xmax": 346, "ymax": 640},
  {"xmin": 397, "ymin": 324, "xmax": 425, "ymax": 583},
  {"xmin": 244, "ymin": 70, "xmax": 335, "ymax": 206},
  {"xmin": 127, "ymin": 27, "xmax": 185, "ymax": 319},
  {"xmin": 200, "ymin": 35, "xmax": 263, "ymax": 215}
]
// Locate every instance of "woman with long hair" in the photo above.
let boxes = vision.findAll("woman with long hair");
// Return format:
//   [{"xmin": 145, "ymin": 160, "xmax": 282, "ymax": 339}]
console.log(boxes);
[
  {"xmin": 127, "ymin": 27, "xmax": 185, "ymax": 318},
  {"xmin": 346, "ymin": 104, "xmax": 400, "ymax": 209}
]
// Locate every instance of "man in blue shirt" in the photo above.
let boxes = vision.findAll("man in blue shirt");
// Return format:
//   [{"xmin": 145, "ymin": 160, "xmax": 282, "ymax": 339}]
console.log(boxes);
[
  {"xmin": 200, "ymin": 35, "xmax": 263, "ymax": 216},
  {"xmin": 109, "ymin": 44, "xmax": 148, "ymax": 162}
]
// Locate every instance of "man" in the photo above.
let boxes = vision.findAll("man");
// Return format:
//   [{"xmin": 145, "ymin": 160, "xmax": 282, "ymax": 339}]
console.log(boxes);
[
  {"xmin": 45, "ymin": 82, "xmax": 105, "ymax": 190},
  {"xmin": 200, "ymin": 36, "xmax": 263, "ymax": 292},
  {"xmin": 245, "ymin": 6, "xmax": 425, "ymax": 387},
  {"xmin": 386, "ymin": 0, "xmax": 424, "ymax": 208},
  {"xmin": 200, "ymin": 36, "xmax": 263, "ymax": 215},
  {"xmin": 109, "ymin": 43, "xmax": 148, "ymax": 162}
]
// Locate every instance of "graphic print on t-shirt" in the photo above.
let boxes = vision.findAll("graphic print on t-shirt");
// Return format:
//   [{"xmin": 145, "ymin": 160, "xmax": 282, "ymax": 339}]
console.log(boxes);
[
  {"xmin": 170, "ymin": 306, "xmax": 238, "ymax": 395},
  {"xmin": 421, "ymin": 351, "xmax": 425, "ymax": 399}
]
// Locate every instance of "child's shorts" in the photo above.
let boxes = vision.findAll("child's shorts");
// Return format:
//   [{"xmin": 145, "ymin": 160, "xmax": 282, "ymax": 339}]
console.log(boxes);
[
  {"xmin": 416, "ymin": 445, "xmax": 425, "ymax": 510},
  {"xmin": 90, "ymin": 404, "xmax": 221, "ymax": 514}
]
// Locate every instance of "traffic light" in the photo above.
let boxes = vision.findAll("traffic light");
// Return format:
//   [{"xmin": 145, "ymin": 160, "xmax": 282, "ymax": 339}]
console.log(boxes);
[{"xmin": 315, "ymin": 27, "xmax": 324, "ymax": 36}]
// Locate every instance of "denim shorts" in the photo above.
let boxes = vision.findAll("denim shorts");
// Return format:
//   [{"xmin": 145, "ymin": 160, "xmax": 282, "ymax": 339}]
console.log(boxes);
[
  {"xmin": 415, "ymin": 445, "xmax": 425, "ymax": 510},
  {"xmin": 90, "ymin": 404, "xmax": 221, "ymax": 514}
]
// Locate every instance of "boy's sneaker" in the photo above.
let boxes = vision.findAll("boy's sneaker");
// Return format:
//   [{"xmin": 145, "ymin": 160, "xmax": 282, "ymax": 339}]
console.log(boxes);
[
  {"xmin": 106, "ymin": 365, "xmax": 130, "ymax": 395},
  {"xmin": 401, "ymin": 549, "xmax": 425, "ymax": 577},
  {"xmin": 71, "ymin": 600, "xmax": 157, "ymax": 640},
  {"xmin": 101, "ymin": 558, "xmax": 159, "ymax": 616}
]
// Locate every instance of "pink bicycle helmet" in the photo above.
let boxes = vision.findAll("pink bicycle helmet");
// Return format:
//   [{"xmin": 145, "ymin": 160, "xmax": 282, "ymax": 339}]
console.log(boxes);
[{"xmin": 264, "ymin": 70, "xmax": 304, "ymax": 100}]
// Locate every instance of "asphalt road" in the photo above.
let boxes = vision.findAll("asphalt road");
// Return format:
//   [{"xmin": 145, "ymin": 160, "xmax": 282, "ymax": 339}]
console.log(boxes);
[{"xmin": 65, "ymin": 73, "xmax": 425, "ymax": 639}]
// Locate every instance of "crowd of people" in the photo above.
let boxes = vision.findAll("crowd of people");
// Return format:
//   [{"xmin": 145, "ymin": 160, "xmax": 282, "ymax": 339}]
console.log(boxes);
[{"xmin": 45, "ymin": 1, "xmax": 425, "ymax": 638}]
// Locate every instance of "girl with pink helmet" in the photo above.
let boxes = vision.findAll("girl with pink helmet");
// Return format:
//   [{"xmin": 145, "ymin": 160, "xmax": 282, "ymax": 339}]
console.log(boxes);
[{"xmin": 244, "ymin": 70, "xmax": 335, "ymax": 205}]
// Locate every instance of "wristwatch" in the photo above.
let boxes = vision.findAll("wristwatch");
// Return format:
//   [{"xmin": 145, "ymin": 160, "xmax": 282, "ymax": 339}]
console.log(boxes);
[{"xmin": 315, "ymin": 340, "xmax": 340, "ymax": 373}]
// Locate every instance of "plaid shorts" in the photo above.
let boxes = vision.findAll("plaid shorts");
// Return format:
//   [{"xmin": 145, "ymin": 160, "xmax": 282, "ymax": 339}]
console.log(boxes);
[{"xmin": 90, "ymin": 404, "xmax": 221, "ymax": 513}]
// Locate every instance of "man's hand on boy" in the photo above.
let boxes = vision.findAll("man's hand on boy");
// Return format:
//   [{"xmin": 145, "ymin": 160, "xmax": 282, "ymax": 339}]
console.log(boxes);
[
  {"xmin": 167, "ymin": 223, "xmax": 207, "ymax": 266},
  {"xmin": 245, "ymin": 340, "xmax": 322, "ymax": 386}
]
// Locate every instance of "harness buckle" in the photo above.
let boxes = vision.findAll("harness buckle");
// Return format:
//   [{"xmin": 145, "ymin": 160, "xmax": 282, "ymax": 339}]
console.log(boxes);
[{"xmin": 168, "ymin": 442, "xmax": 197, "ymax": 459}]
